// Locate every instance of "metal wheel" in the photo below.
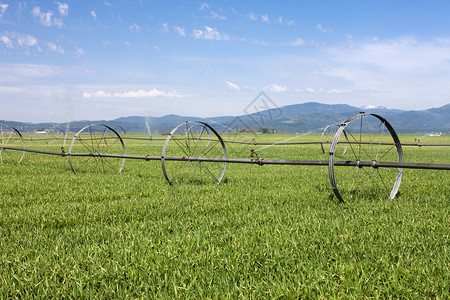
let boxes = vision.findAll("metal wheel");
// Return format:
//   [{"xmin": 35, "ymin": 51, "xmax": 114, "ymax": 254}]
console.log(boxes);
[
  {"xmin": 321, "ymin": 124, "xmax": 335, "ymax": 154},
  {"xmin": 321, "ymin": 124, "xmax": 348, "ymax": 154},
  {"xmin": 329, "ymin": 113, "xmax": 403, "ymax": 202},
  {"xmin": 0, "ymin": 124, "xmax": 25, "ymax": 164},
  {"xmin": 46, "ymin": 127, "xmax": 66, "ymax": 144},
  {"xmin": 161, "ymin": 121, "xmax": 227, "ymax": 185},
  {"xmin": 115, "ymin": 125, "xmax": 127, "ymax": 144},
  {"xmin": 68, "ymin": 124, "xmax": 126, "ymax": 174}
]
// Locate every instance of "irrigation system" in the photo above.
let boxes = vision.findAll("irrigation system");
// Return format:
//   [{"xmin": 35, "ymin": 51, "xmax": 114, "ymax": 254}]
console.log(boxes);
[{"xmin": 0, "ymin": 113, "xmax": 449, "ymax": 203}]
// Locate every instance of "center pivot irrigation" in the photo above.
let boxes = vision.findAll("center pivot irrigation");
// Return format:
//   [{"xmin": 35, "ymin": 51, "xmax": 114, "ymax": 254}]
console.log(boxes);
[{"xmin": 1, "ymin": 113, "xmax": 449, "ymax": 203}]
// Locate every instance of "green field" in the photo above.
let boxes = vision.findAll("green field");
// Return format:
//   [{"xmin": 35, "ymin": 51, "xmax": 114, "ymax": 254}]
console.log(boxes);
[{"xmin": 0, "ymin": 132, "xmax": 449, "ymax": 298}]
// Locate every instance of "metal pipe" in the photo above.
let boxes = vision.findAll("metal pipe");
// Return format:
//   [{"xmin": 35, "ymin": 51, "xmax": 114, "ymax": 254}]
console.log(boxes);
[
  {"xmin": 17, "ymin": 137, "xmax": 450, "ymax": 146},
  {"xmin": 2, "ymin": 146, "xmax": 449, "ymax": 170}
]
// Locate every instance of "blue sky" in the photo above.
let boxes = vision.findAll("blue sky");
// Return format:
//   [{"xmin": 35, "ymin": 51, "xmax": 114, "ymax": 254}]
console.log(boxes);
[{"xmin": 1, "ymin": 0, "xmax": 450, "ymax": 123}]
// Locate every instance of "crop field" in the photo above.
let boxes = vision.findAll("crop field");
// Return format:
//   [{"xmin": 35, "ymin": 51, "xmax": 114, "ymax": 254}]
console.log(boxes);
[{"xmin": 0, "ymin": 132, "xmax": 449, "ymax": 298}]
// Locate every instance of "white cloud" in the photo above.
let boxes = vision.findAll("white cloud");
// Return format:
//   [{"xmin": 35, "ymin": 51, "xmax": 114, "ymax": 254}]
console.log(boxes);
[
  {"xmin": 161, "ymin": 23, "xmax": 169, "ymax": 32},
  {"xmin": 261, "ymin": 14, "xmax": 269, "ymax": 23},
  {"xmin": 210, "ymin": 11, "xmax": 226, "ymax": 20},
  {"xmin": 199, "ymin": 2, "xmax": 209, "ymax": 10},
  {"xmin": 32, "ymin": 6, "xmax": 63, "ymax": 27},
  {"xmin": 326, "ymin": 88, "xmax": 349, "ymax": 94},
  {"xmin": 193, "ymin": 26, "xmax": 229, "ymax": 40},
  {"xmin": 249, "ymin": 12, "xmax": 257, "ymax": 21},
  {"xmin": 283, "ymin": 38, "xmax": 305, "ymax": 46},
  {"xmin": 301, "ymin": 88, "xmax": 348, "ymax": 94},
  {"xmin": 76, "ymin": 47, "xmax": 84, "ymax": 57},
  {"xmin": 56, "ymin": 2, "xmax": 69, "ymax": 17},
  {"xmin": 82, "ymin": 88, "xmax": 186, "ymax": 98},
  {"xmin": 173, "ymin": 26, "xmax": 186, "ymax": 37},
  {"xmin": 53, "ymin": 18, "xmax": 63, "ymax": 27},
  {"xmin": 83, "ymin": 90, "xmax": 108, "ymax": 98},
  {"xmin": 90, "ymin": 10, "xmax": 97, "ymax": 20},
  {"xmin": 0, "ymin": 35, "xmax": 12, "ymax": 48},
  {"xmin": 252, "ymin": 40, "xmax": 269, "ymax": 46},
  {"xmin": 129, "ymin": 23, "xmax": 140, "ymax": 32},
  {"xmin": 364, "ymin": 36, "xmax": 379, "ymax": 42},
  {"xmin": 32, "ymin": 7, "xmax": 52, "ymax": 26},
  {"xmin": 277, "ymin": 16, "xmax": 295, "ymax": 26},
  {"xmin": 46, "ymin": 42, "xmax": 64, "ymax": 53},
  {"xmin": 0, "ymin": 4, "xmax": 8, "ymax": 19},
  {"xmin": 328, "ymin": 37, "xmax": 450, "ymax": 74},
  {"xmin": 316, "ymin": 24, "xmax": 332, "ymax": 33},
  {"xmin": 0, "ymin": 32, "xmax": 38, "ymax": 48},
  {"xmin": 18, "ymin": 33, "xmax": 37, "ymax": 46},
  {"xmin": 0, "ymin": 63, "xmax": 58, "ymax": 79},
  {"xmin": 322, "ymin": 36, "xmax": 450, "ymax": 108},
  {"xmin": 264, "ymin": 84, "xmax": 287, "ymax": 92},
  {"xmin": 226, "ymin": 81, "xmax": 240, "ymax": 91}
]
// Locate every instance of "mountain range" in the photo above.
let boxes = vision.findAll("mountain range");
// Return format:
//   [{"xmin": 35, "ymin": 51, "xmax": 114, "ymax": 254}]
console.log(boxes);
[{"xmin": 1, "ymin": 102, "xmax": 449, "ymax": 134}]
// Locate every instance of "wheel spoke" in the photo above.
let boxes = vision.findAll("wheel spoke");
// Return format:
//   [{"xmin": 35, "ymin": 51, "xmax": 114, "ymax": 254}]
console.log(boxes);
[
  {"xmin": 360, "ymin": 167, "xmax": 381, "ymax": 197},
  {"xmin": 329, "ymin": 113, "xmax": 403, "ymax": 202},
  {"xmin": 374, "ymin": 168, "xmax": 390, "ymax": 195},
  {"xmin": 170, "ymin": 163, "xmax": 190, "ymax": 180},
  {"xmin": 102, "ymin": 156, "xmax": 118, "ymax": 172},
  {"xmin": 5, "ymin": 131, "xmax": 14, "ymax": 145},
  {"xmin": 69, "ymin": 124, "xmax": 125, "ymax": 174},
  {"xmin": 172, "ymin": 136, "xmax": 191, "ymax": 157},
  {"xmin": 377, "ymin": 144, "xmax": 397, "ymax": 162},
  {"xmin": 75, "ymin": 156, "xmax": 95, "ymax": 173},
  {"xmin": 342, "ymin": 130, "xmax": 360, "ymax": 161},
  {"xmin": 199, "ymin": 162, "xmax": 220, "ymax": 183},
  {"xmin": 337, "ymin": 167, "xmax": 360, "ymax": 187},
  {"xmin": 375, "ymin": 122, "xmax": 385, "ymax": 161},
  {"xmin": 161, "ymin": 121, "xmax": 226, "ymax": 185},
  {"xmin": 101, "ymin": 134, "xmax": 120, "ymax": 154},
  {"xmin": 0, "ymin": 126, "xmax": 24, "ymax": 164},
  {"xmin": 188, "ymin": 162, "xmax": 201, "ymax": 183},
  {"xmin": 169, "ymin": 161, "xmax": 192, "ymax": 182},
  {"xmin": 200, "ymin": 139, "xmax": 220, "ymax": 157},
  {"xmin": 359, "ymin": 115, "xmax": 363, "ymax": 158},
  {"xmin": 77, "ymin": 135, "xmax": 95, "ymax": 153},
  {"xmin": 345, "ymin": 127, "xmax": 374, "ymax": 161},
  {"xmin": 192, "ymin": 126, "xmax": 208, "ymax": 157}
]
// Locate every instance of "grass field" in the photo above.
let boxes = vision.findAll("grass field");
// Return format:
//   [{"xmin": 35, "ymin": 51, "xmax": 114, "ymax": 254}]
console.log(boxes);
[{"xmin": 0, "ymin": 132, "xmax": 449, "ymax": 298}]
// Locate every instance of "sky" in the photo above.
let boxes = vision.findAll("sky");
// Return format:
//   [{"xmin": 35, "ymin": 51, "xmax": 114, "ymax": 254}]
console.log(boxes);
[{"xmin": 1, "ymin": 0, "xmax": 450, "ymax": 123}]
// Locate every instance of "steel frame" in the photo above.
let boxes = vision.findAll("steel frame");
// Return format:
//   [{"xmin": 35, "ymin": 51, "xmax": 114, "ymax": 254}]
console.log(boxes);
[{"xmin": 0, "ymin": 114, "xmax": 449, "ymax": 203}]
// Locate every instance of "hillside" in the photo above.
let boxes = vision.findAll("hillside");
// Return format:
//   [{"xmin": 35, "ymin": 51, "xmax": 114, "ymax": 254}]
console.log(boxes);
[{"xmin": 1, "ymin": 102, "xmax": 448, "ymax": 134}]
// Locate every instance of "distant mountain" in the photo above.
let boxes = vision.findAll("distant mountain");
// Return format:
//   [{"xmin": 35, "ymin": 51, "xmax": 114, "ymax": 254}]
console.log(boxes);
[
  {"xmin": 427, "ymin": 103, "xmax": 450, "ymax": 114},
  {"xmin": 1, "ymin": 102, "xmax": 448, "ymax": 134},
  {"xmin": 362, "ymin": 105, "xmax": 391, "ymax": 110},
  {"xmin": 270, "ymin": 102, "xmax": 358, "ymax": 116},
  {"xmin": 360, "ymin": 105, "xmax": 405, "ymax": 115},
  {"xmin": 388, "ymin": 103, "xmax": 450, "ymax": 133}
]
